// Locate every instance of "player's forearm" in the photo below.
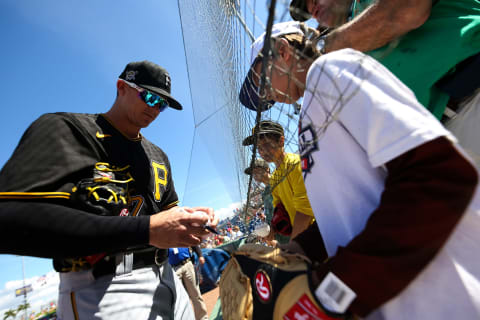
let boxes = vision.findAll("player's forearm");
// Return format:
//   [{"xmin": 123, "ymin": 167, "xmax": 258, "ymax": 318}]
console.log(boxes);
[
  {"xmin": 324, "ymin": 0, "xmax": 431, "ymax": 53},
  {"xmin": 0, "ymin": 201, "xmax": 150, "ymax": 258}
]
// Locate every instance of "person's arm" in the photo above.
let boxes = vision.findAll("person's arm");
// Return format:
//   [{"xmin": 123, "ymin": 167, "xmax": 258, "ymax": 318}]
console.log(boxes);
[
  {"xmin": 290, "ymin": 211, "xmax": 314, "ymax": 240},
  {"xmin": 192, "ymin": 245, "xmax": 205, "ymax": 265},
  {"xmin": 286, "ymin": 223, "xmax": 328, "ymax": 263},
  {"xmin": 0, "ymin": 201, "xmax": 212, "ymax": 259},
  {"xmin": 299, "ymin": 137, "xmax": 478, "ymax": 316},
  {"xmin": 0, "ymin": 201, "xmax": 150, "ymax": 258},
  {"xmin": 324, "ymin": 0, "xmax": 431, "ymax": 53}
]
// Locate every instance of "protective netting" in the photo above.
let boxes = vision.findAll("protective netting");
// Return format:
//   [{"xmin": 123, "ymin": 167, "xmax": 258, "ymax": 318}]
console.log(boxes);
[
  {"xmin": 178, "ymin": 1, "xmax": 305, "ymax": 220},
  {"xmin": 177, "ymin": 0, "xmax": 316, "ymax": 234},
  {"xmin": 177, "ymin": 0, "xmax": 371, "ymax": 234}
]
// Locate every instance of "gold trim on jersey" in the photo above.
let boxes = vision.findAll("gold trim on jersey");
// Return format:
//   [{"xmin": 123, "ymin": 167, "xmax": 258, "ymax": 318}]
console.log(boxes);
[
  {"xmin": 163, "ymin": 201, "xmax": 179, "ymax": 210},
  {"xmin": 0, "ymin": 192, "xmax": 71, "ymax": 200},
  {"xmin": 93, "ymin": 162, "xmax": 134, "ymax": 184},
  {"xmin": 95, "ymin": 131, "xmax": 112, "ymax": 139},
  {"xmin": 100, "ymin": 114, "xmax": 143, "ymax": 141},
  {"xmin": 95, "ymin": 162, "xmax": 129, "ymax": 172},
  {"xmin": 70, "ymin": 292, "xmax": 79, "ymax": 320}
]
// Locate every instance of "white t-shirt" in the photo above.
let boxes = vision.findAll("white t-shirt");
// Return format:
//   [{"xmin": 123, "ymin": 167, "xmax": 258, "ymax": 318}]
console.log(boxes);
[
  {"xmin": 299, "ymin": 48, "xmax": 480, "ymax": 319},
  {"xmin": 232, "ymin": 230, "xmax": 243, "ymax": 239}
]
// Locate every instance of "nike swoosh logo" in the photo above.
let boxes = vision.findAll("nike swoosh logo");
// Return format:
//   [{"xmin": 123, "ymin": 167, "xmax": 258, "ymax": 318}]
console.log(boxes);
[{"xmin": 96, "ymin": 131, "xmax": 111, "ymax": 139}]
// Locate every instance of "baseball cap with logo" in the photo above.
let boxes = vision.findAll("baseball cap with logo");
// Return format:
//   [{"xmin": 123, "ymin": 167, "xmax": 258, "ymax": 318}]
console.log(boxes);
[
  {"xmin": 239, "ymin": 21, "xmax": 305, "ymax": 111},
  {"xmin": 119, "ymin": 60, "xmax": 183, "ymax": 110},
  {"xmin": 244, "ymin": 158, "xmax": 270, "ymax": 175},
  {"xmin": 289, "ymin": 0, "xmax": 311, "ymax": 22},
  {"xmin": 242, "ymin": 120, "xmax": 285, "ymax": 146}
]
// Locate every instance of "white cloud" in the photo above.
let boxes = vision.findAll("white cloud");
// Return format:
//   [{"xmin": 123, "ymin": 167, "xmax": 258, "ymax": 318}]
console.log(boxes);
[
  {"xmin": 0, "ymin": 271, "xmax": 58, "ymax": 317},
  {"xmin": 215, "ymin": 202, "xmax": 242, "ymax": 221}
]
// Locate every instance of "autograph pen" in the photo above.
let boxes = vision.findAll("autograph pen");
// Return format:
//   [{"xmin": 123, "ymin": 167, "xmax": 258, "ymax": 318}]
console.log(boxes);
[{"xmin": 203, "ymin": 224, "xmax": 219, "ymax": 235}]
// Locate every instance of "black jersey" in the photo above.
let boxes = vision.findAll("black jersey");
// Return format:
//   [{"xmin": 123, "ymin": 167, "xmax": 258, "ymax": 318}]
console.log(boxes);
[
  {"xmin": 0, "ymin": 112, "xmax": 178, "ymax": 213},
  {"xmin": 0, "ymin": 112, "xmax": 177, "ymax": 259}
]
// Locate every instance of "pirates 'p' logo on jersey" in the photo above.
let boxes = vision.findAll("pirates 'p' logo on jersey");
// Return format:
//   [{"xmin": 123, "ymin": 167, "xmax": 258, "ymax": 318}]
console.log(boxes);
[
  {"xmin": 298, "ymin": 122, "xmax": 318, "ymax": 180},
  {"xmin": 151, "ymin": 161, "xmax": 167, "ymax": 201}
]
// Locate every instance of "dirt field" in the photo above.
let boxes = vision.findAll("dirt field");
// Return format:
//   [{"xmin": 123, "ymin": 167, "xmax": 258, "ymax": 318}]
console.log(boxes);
[{"xmin": 202, "ymin": 287, "xmax": 220, "ymax": 316}]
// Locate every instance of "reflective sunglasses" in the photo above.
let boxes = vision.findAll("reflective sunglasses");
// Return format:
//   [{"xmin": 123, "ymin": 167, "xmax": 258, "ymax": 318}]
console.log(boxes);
[{"xmin": 122, "ymin": 80, "xmax": 169, "ymax": 112}]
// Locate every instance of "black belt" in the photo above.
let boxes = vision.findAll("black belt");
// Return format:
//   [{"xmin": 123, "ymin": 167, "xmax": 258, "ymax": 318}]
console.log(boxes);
[
  {"xmin": 92, "ymin": 248, "xmax": 167, "ymax": 279},
  {"xmin": 172, "ymin": 257, "xmax": 191, "ymax": 268}
]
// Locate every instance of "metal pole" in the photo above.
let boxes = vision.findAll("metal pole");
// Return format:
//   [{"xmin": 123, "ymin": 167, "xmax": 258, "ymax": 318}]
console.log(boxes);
[{"xmin": 21, "ymin": 256, "xmax": 28, "ymax": 320}]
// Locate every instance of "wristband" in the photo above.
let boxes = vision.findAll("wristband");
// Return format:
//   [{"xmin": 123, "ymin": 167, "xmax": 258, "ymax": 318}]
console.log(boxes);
[{"xmin": 315, "ymin": 272, "xmax": 356, "ymax": 313}]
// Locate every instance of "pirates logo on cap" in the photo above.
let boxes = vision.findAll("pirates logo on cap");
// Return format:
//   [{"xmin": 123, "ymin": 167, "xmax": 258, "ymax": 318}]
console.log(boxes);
[
  {"xmin": 125, "ymin": 70, "xmax": 137, "ymax": 81},
  {"xmin": 165, "ymin": 74, "xmax": 171, "ymax": 89}
]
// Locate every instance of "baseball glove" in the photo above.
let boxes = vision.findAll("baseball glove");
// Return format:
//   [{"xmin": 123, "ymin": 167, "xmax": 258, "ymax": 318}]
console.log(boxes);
[
  {"xmin": 219, "ymin": 244, "xmax": 350, "ymax": 320},
  {"xmin": 63, "ymin": 162, "xmax": 132, "ymax": 269},
  {"xmin": 69, "ymin": 162, "xmax": 131, "ymax": 216}
]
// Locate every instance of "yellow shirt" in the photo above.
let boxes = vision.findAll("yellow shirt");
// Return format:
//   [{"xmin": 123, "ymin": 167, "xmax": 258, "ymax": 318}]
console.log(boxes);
[{"xmin": 270, "ymin": 153, "xmax": 314, "ymax": 224}]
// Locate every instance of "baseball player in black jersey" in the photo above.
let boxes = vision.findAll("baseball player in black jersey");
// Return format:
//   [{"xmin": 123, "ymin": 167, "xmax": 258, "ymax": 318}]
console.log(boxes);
[{"xmin": 0, "ymin": 61, "xmax": 217, "ymax": 319}]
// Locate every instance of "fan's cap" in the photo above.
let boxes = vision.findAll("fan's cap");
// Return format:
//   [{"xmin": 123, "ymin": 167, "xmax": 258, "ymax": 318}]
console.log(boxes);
[
  {"xmin": 242, "ymin": 120, "xmax": 284, "ymax": 146},
  {"xmin": 119, "ymin": 60, "xmax": 183, "ymax": 110},
  {"xmin": 244, "ymin": 158, "xmax": 270, "ymax": 175},
  {"xmin": 239, "ymin": 21, "xmax": 305, "ymax": 111}
]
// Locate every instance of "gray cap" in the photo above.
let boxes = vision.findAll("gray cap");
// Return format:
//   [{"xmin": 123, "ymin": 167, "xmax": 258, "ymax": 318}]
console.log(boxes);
[{"xmin": 244, "ymin": 159, "xmax": 270, "ymax": 175}]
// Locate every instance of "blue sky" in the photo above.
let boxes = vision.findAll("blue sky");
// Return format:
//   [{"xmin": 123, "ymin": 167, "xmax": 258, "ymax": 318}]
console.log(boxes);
[{"xmin": 0, "ymin": 0, "xmax": 241, "ymax": 312}]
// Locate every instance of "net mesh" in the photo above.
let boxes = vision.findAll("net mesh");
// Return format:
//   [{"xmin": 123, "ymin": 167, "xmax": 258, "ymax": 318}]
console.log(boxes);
[
  {"xmin": 178, "ymin": 0, "xmax": 314, "ymax": 230},
  {"xmin": 177, "ymin": 0, "xmax": 365, "ymax": 235}
]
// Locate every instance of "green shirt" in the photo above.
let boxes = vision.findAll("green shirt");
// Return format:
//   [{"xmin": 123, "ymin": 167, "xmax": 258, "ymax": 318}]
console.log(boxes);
[
  {"xmin": 262, "ymin": 184, "xmax": 274, "ymax": 223},
  {"xmin": 351, "ymin": 0, "xmax": 480, "ymax": 119}
]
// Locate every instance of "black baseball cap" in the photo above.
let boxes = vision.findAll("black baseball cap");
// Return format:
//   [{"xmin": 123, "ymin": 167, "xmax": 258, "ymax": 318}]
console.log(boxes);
[
  {"xmin": 244, "ymin": 159, "xmax": 270, "ymax": 175},
  {"xmin": 289, "ymin": 0, "xmax": 312, "ymax": 22},
  {"xmin": 242, "ymin": 120, "xmax": 284, "ymax": 146},
  {"xmin": 119, "ymin": 61, "xmax": 183, "ymax": 110}
]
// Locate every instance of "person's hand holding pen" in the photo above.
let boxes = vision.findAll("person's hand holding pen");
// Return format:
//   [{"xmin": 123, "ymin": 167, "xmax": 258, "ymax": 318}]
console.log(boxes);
[
  {"xmin": 187, "ymin": 206, "xmax": 219, "ymax": 234},
  {"xmin": 148, "ymin": 206, "xmax": 218, "ymax": 248}
]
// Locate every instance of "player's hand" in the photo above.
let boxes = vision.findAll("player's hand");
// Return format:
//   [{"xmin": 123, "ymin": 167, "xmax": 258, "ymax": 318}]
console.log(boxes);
[
  {"xmin": 148, "ymin": 206, "xmax": 211, "ymax": 248},
  {"xmin": 190, "ymin": 206, "xmax": 218, "ymax": 228},
  {"xmin": 199, "ymin": 256, "xmax": 206, "ymax": 265}
]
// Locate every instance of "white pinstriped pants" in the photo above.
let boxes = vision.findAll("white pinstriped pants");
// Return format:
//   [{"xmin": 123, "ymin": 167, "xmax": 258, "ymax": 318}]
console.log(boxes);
[{"xmin": 57, "ymin": 262, "xmax": 194, "ymax": 320}]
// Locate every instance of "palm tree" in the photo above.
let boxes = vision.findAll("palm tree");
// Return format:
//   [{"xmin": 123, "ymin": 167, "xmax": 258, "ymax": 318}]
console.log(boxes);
[
  {"xmin": 17, "ymin": 302, "xmax": 30, "ymax": 318},
  {"xmin": 3, "ymin": 309, "xmax": 17, "ymax": 320}
]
